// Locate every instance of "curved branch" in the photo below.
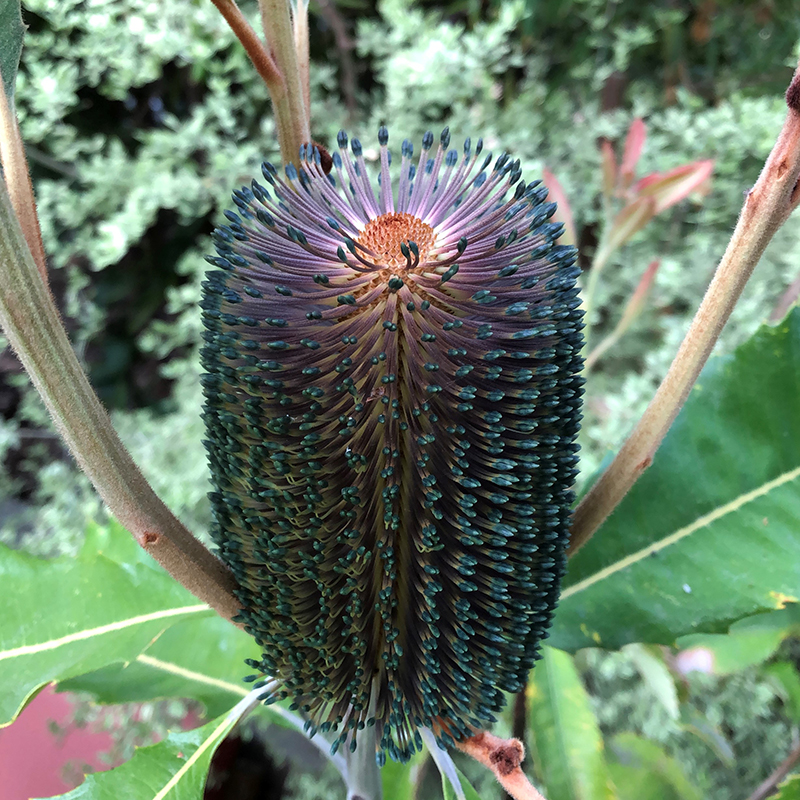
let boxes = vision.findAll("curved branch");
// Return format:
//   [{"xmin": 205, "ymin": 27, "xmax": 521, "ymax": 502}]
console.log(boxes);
[
  {"xmin": 569, "ymin": 61, "xmax": 800, "ymax": 555},
  {"xmin": 293, "ymin": 0, "xmax": 311, "ymax": 122},
  {"xmin": 258, "ymin": 0, "xmax": 311, "ymax": 164},
  {"xmin": 0, "ymin": 68, "xmax": 48, "ymax": 285},
  {"xmin": 0, "ymin": 177, "xmax": 241, "ymax": 623}
]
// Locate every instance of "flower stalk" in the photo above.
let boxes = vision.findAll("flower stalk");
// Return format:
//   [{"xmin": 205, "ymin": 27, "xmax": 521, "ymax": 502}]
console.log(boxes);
[
  {"xmin": 292, "ymin": 0, "xmax": 311, "ymax": 122},
  {"xmin": 569, "ymin": 61, "xmax": 800, "ymax": 555},
  {"xmin": 258, "ymin": 0, "xmax": 310, "ymax": 163},
  {"xmin": 209, "ymin": 0, "xmax": 310, "ymax": 165}
]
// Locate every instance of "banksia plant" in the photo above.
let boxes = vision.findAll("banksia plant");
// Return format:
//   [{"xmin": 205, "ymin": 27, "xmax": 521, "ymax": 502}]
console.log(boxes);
[{"xmin": 200, "ymin": 127, "xmax": 584, "ymax": 764}]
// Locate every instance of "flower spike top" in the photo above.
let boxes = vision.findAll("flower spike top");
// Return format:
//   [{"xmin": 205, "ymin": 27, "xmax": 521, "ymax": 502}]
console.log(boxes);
[{"xmin": 201, "ymin": 127, "xmax": 584, "ymax": 764}]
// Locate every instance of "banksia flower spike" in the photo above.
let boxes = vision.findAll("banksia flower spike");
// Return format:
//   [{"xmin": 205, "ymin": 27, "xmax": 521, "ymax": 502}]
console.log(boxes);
[{"xmin": 201, "ymin": 127, "xmax": 584, "ymax": 764}]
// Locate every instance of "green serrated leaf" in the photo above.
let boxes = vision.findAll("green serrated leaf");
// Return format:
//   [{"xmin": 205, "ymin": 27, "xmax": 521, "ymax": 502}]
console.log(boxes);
[
  {"xmin": 607, "ymin": 733, "xmax": 701, "ymax": 800},
  {"xmin": 0, "ymin": 533, "xmax": 212, "ymax": 727},
  {"xmin": 35, "ymin": 693, "xmax": 257, "ymax": 800},
  {"xmin": 553, "ymin": 309, "xmax": 800, "ymax": 651},
  {"xmin": 527, "ymin": 647, "xmax": 618, "ymax": 800},
  {"xmin": 58, "ymin": 522, "xmax": 258, "ymax": 717},
  {"xmin": 0, "ymin": 0, "xmax": 24, "ymax": 100}
]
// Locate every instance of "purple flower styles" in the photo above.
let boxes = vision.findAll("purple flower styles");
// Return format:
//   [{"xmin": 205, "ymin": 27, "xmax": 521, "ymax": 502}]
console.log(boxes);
[{"xmin": 200, "ymin": 127, "xmax": 584, "ymax": 764}]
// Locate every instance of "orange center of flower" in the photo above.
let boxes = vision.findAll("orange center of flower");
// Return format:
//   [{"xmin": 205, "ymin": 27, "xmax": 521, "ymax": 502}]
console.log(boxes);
[{"xmin": 358, "ymin": 212, "xmax": 435, "ymax": 273}]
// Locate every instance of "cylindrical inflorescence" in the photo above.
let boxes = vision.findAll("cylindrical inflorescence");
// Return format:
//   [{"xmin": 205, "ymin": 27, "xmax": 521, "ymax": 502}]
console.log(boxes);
[{"xmin": 201, "ymin": 127, "xmax": 584, "ymax": 763}]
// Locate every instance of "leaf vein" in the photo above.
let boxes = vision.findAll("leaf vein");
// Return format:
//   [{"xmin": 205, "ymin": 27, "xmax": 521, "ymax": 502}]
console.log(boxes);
[
  {"xmin": 135, "ymin": 654, "xmax": 249, "ymax": 697},
  {"xmin": 0, "ymin": 604, "xmax": 209, "ymax": 661},
  {"xmin": 563, "ymin": 465, "xmax": 800, "ymax": 599}
]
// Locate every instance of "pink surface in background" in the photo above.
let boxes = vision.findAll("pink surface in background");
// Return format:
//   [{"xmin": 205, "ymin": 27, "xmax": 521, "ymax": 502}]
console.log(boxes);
[{"xmin": 0, "ymin": 684, "xmax": 116, "ymax": 799}]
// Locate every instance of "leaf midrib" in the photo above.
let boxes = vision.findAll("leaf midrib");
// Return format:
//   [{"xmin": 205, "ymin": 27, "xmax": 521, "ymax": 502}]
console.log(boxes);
[
  {"xmin": 563, "ymin": 464, "xmax": 800, "ymax": 600},
  {"xmin": 0, "ymin": 604, "xmax": 208, "ymax": 661}
]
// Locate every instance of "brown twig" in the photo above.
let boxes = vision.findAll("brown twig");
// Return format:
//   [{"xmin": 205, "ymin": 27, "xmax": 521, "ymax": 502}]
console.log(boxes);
[
  {"xmin": 210, "ymin": 0, "xmax": 285, "ymax": 94},
  {"xmin": 313, "ymin": 0, "xmax": 358, "ymax": 119},
  {"xmin": 0, "ymin": 69, "xmax": 48, "ymax": 286},
  {"xmin": 569, "ymin": 61, "xmax": 800, "ymax": 556},
  {"xmin": 456, "ymin": 732, "xmax": 547, "ymax": 800},
  {"xmin": 745, "ymin": 740, "xmax": 800, "ymax": 800}
]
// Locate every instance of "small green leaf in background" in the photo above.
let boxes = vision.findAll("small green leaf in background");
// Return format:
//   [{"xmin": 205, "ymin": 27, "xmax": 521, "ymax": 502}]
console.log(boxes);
[
  {"xmin": 763, "ymin": 661, "xmax": 800, "ymax": 722},
  {"xmin": 0, "ymin": 532, "xmax": 212, "ymax": 726},
  {"xmin": 0, "ymin": 0, "xmax": 24, "ymax": 99},
  {"xmin": 773, "ymin": 774, "xmax": 800, "ymax": 799},
  {"xmin": 36, "ymin": 692, "xmax": 259, "ymax": 800},
  {"xmin": 553, "ymin": 309, "xmax": 800, "ymax": 651},
  {"xmin": 527, "ymin": 646, "xmax": 618, "ymax": 800},
  {"xmin": 675, "ymin": 605, "xmax": 800, "ymax": 675},
  {"xmin": 607, "ymin": 734, "xmax": 701, "ymax": 800}
]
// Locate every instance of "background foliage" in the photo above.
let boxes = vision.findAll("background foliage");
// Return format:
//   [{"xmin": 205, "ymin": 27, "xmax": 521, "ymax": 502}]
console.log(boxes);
[{"xmin": 3, "ymin": 0, "xmax": 800, "ymax": 798}]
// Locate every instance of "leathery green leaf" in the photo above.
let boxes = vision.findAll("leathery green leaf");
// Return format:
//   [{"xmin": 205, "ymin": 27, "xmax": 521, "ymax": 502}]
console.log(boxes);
[
  {"xmin": 57, "ymin": 608, "xmax": 329, "ymax": 741},
  {"xmin": 0, "ymin": 534, "xmax": 212, "ymax": 727},
  {"xmin": 553, "ymin": 309, "xmax": 800, "ymax": 651},
  {"xmin": 35, "ymin": 690, "xmax": 262, "ymax": 800},
  {"xmin": 60, "ymin": 522, "xmax": 259, "ymax": 717},
  {"xmin": 527, "ymin": 647, "xmax": 618, "ymax": 800}
]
